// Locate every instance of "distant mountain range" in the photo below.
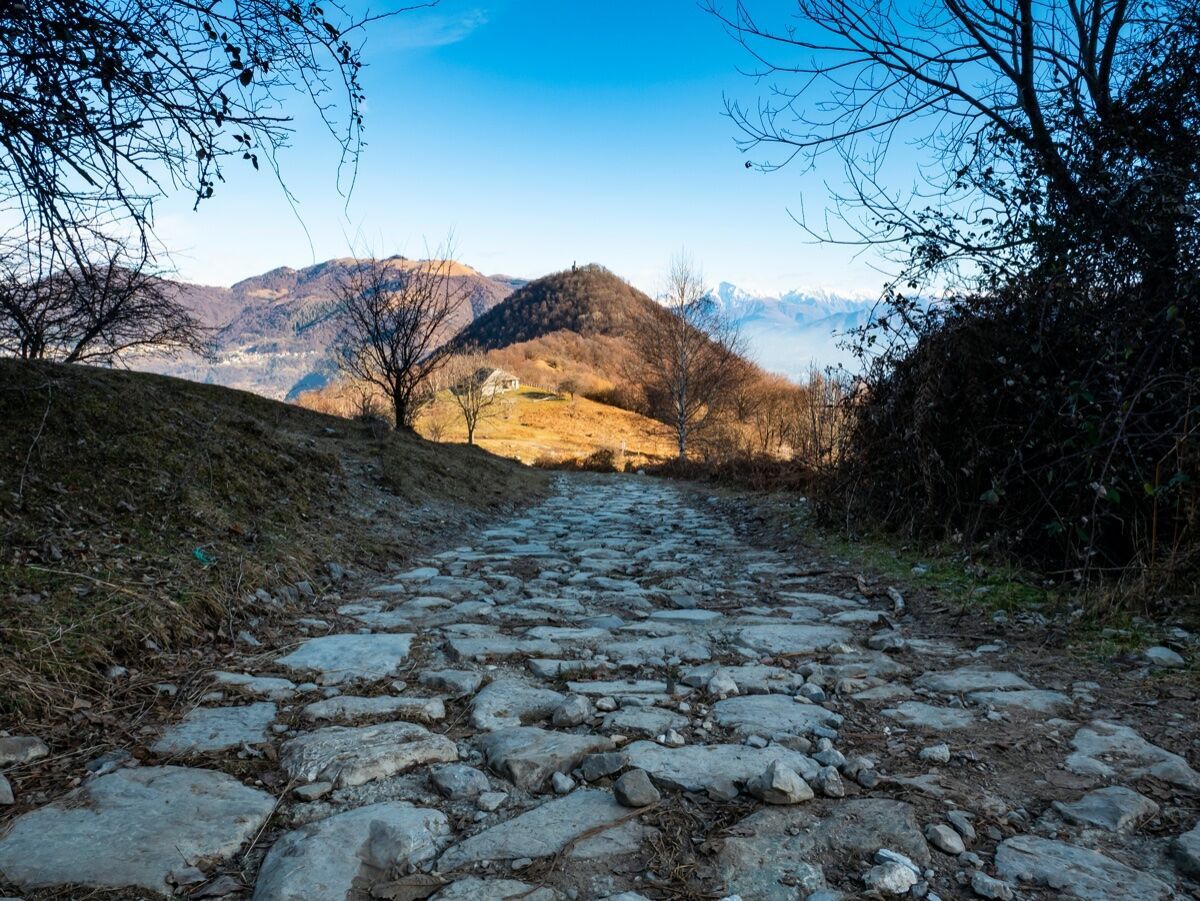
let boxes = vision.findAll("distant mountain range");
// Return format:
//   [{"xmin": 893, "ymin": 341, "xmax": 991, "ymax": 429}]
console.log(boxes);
[
  {"xmin": 711, "ymin": 282, "xmax": 879, "ymax": 377},
  {"xmin": 143, "ymin": 258, "xmax": 521, "ymax": 399},
  {"xmin": 140, "ymin": 258, "xmax": 878, "ymax": 400}
]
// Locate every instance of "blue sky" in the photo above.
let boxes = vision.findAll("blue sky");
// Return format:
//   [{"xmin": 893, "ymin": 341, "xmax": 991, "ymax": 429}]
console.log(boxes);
[{"xmin": 154, "ymin": 0, "xmax": 887, "ymax": 295}]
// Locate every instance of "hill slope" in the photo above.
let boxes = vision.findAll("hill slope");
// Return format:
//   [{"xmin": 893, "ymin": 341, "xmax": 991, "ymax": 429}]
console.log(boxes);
[
  {"xmin": 141, "ymin": 258, "xmax": 519, "ymax": 400},
  {"xmin": 453, "ymin": 263, "xmax": 656, "ymax": 351},
  {"xmin": 0, "ymin": 361, "xmax": 545, "ymax": 725}
]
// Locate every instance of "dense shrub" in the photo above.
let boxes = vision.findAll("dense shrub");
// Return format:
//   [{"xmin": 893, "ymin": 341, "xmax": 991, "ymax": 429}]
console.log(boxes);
[{"xmin": 828, "ymin": 282, "xmax": 1199, "ymax": 587}]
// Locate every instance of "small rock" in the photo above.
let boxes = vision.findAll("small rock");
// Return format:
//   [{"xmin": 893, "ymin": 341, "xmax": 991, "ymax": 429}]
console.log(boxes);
[
  {"xmin": 511, "ymin": 857, "xmax": 533, "ymax": 870},
  {"xmin": 947, "ymin": 810, "xmax": 976, "ymax": 843},
  {"xmin": 1172, "ymin": 822, "xmax": 1200, "ymax": 879},
  {"xmin": 925, "ymin": 823, "xmax": 966, "ymax": 855},
  {"xmin": 431, "ymin": 764, "xmax": 490, "ymax": 801},
  {"xmin": 580, "ymin": 752, "xmax": 627, "ymax": 782},
  {"xmin": 813, "ymin": 765, "xmax": 845, "ymax": 798},
  {"xmin": 959, "ymin": 851, "xmax": 984, "ymax": 868},
  {"xmin": 658, "ymin": 729, "xmax": 685, "ymax": 748},
  {"xmin": 596, "ymin": 696, "xmax": 618, "ymax": 712},
  {"xmin": 552, "ymin": 694, "xmax": 592, "ymax": 727},
  {"xmin": 813, "ymin": 747, "xmax": 845, "ymax": 768},
  {"xmin": 970, "ymin": 871, "xmax": 1013, "ymax": 900},
  {"xmin": 747, "ymin": 760, "xmax": 814, "ymax": 804},
  {"xmin": 707, "ymin": 670, "xmax": 739, "ymax": 699},
  {"xmin": 0, "ymin": 774, "xmax": 13, "ymax": 805},
  {"xmin": 746, "ymin": 735, "xmax": 769, "ymax": 749},
  {"xmin": 552, "ymin": 772, "xmax": 576, "ymax": 794},
  {"xmin": 797, "ymin": 683, "xmax": 827, "ymax": 703},
  {"xmin": 919, "ymin": 744, "xmax": 951, "ymax": 764},
  {"xmin": 613, "ymin": 769, "xmax": 660, "ymax": 808},
  {"xmin": 418, "ymin": 669, "xmax": 483, "ymax": 697},
  {"xmin": 1144, "ymin": 646, "xmax": 1185, "ymax": 668},
  {"xmin": 476, "ymin": 791, "xmax": 507, "ymax": 812},
  {"xmin": 293, "ymin": 781, "xmax": 332, "ymax": 802},
  {"xmin": 863, "ymin": 860, "xmax": 918, "ymax": 895},
  {"xmin": 0, "ymin": 736, "xmax": 49, "ymax": 767}
]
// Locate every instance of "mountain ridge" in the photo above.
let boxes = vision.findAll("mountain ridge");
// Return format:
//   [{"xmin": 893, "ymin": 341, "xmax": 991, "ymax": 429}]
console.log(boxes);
[{"xmin": 137, "ymin": 257, "xmax": 880, "ymax": 399}]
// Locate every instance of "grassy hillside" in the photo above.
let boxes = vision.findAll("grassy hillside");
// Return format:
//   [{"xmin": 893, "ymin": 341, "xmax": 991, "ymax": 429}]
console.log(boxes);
[
  {"xmin": 416, "ymin": 385, "xmax": 675, "ymax": 466},
  {"xmin": 0, "ymin": 360, "xmax": 547, "ymax": 723}
]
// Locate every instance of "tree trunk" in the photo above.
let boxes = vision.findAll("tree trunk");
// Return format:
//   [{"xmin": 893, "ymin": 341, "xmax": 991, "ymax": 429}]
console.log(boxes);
[{"xmin": 393, "ymin": 393, "xmax": 406, "ymax": 431}]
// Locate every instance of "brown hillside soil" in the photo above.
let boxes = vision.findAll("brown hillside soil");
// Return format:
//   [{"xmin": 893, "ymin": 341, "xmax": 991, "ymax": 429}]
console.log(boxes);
[
  {"xmin": 692, "ymin": 483, "xmax": 1200, "ymax": 873},
  {"xmin": 0, "ymin": 360, "xmax": 548, "ymax": 729}
]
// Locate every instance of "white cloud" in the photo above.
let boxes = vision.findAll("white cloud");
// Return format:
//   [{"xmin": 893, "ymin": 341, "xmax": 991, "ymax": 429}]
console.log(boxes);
[{"xmin": 379, "ymin": 8, "xmax": 489, "ymax": 50}]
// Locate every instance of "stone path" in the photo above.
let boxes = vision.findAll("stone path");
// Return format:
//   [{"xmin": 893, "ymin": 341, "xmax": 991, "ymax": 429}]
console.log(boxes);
[{"xmin": 1, "ymin": 474, "xmax": 1198, "ymax": 899}]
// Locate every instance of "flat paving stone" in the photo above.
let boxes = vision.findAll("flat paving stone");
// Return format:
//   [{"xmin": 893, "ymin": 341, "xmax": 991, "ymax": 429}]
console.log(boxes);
[
  {"xmin": 432, "ymin": 878, "xmax": 561, "ymax": 900},
  {"xmin": 913, "ymin": 667, "xmax": 1034, "ymax": 693},
  {"xmin": 253, "ymin": 803, "xmax": 449, "ymax": 900},
  {"xmin": 712, "ymin": 694, "xmax": 843, "ymax": 738},
  {"xmin": 151, "ymin": 702, "xmax": 276, "ymax": 755},
  {"xmin": 281, "ymin": 721, "xmax": 457, "ymax": 787},
  {"xmin": 211, "ymin": 672, "xmax": 297, "ymax": 699},
  {"xmin": 717, "ymin": 799, "xmax": 930, "ymax": 900},
  {"xmin": 300, "ymin": 695, "xmax": 445, "ymax": 723},
  {"xmin": 601, "ymin": 707, "xmax": 689, "ymax": 738},
  {"xmin": 1052, "ymin": 786, "xmax": 1160, "ymax": 832},
  {"xmin": 732, "ymin": 624, "xmax": 853, "ymax": 656},
  {"xmin": 470, "ymin": 679, "xmax": 564, "ymax": 731},
  {"xmin": 968, "ymin": 689, "xmax": 1071, "ymax": 713},
  {"xmin": 623, "ymin": 741, "xmax": 819, "ymax": 794},
  {"xmin": 882, "ymin": 701, "xmax": 975, "ymax": 731},
  {"xmin": 276, "ymin": 633, "xmax": 415, "ymax": 685},
  {"xmin": 682, "ymin": 663, "xmax": 805, "ymax": 695},
  {"xmin": 478, "ymin": 727, "xmax": 614, "ymax": 791},
  {"xmin": 437, "ymin": 789, "xmax": 647, "ymax": 871},
  {"xmin": 605, "ymin": 635, "xmax": 712, "ymax": 664},
  {"xmin": 565, "ymin": 679, "xmax": 669, "ymax": 697},
  {"xmin": 994, "ymin": 835, "xmax": 1173, "ymax": 899},
  {"xmin": 447, "ymin": 636, "xmax": 561, "ymax": 662},
  {"xmin": 648, "ymin": 609, "xmax": 723, "ymax": 623},
  {"xmin": 0, "ymin": 766, "xmax": 273, "ymax": 894},
  {"xmin": 1065, "ymin": 720, "xmax": 1200, "ymax": 789}
]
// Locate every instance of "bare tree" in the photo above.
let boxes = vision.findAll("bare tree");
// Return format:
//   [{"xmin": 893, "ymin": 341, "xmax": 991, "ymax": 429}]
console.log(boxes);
[
  {"xmin": 706, "ymin": 0, "xmax": 1179, "ymax": 281},
  {"xmin": 446, "ymin": 350, "xmax": 501, "ymax": 446},
  {"xmin": 333, "ymin": 248, "xmax": 468, "ymax": 431},
  {"xmin": 630, "ymin": 254, "xmax": 746, "ymax": 459},
  {"xmin": 0, "ymin": 0, "xmax": 415, "ymax": 271},
  {"xmin": 0, "ymin": 234, "xmax": 210, "ymax": 363}
]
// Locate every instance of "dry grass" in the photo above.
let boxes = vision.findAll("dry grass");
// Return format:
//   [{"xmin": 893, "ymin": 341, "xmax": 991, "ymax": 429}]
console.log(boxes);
[
  {"xmin": 0, "ymin": 360, "xmax": 548, "ymax": 726},
  {"xmin": 417, "ymin": 387, "xmax": 676, "ymax": 467}
]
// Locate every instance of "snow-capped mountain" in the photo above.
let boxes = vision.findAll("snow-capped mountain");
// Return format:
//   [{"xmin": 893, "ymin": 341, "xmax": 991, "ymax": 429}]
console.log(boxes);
[{"xmin": 711, "ymin": 281, "xmax": 882, "ymax": 377}]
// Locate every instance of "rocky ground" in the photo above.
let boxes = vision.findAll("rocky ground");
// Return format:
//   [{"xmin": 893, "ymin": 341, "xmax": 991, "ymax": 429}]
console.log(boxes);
[{"xmin": 1, "ymin": 473, "xmax": 1199, "ymax": 900}]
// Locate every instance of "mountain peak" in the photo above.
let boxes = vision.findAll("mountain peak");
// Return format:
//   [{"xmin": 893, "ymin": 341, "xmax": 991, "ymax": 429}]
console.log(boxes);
[{"xmin": 453, "ymin": 263, "xmax": 657, "ymax": 351}]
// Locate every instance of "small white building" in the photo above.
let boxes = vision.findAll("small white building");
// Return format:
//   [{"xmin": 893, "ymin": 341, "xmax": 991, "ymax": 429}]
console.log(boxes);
[{"xmin": 475, "ymin": 368, "xmax": 520, "ymax": 394}]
